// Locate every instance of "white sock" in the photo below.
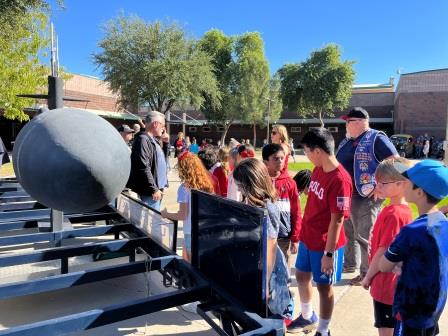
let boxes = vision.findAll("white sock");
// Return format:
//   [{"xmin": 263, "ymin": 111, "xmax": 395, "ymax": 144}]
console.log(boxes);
[
  {"xmin": 317, "ymin": 317, "xmax": 330, "ymax": 335},
  {"xmin": 300, "ymin": 301, "xmax": 313, "ymax": 319}
]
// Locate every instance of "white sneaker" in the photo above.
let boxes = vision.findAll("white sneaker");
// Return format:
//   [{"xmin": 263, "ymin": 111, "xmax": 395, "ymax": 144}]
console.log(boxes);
[{"xmin": 181, "ymin": 301, "xmax": 199, "ymax": 313}]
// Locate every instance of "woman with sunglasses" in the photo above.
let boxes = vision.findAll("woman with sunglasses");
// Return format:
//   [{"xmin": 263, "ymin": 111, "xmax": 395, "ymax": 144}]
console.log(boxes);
[{"xmin": 271, "ymin": 124, "xmax": 291, "ymax": 173}]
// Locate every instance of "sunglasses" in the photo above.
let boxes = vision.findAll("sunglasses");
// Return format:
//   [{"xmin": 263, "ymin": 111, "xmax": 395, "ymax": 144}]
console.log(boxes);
[
  {"xmin": 346, "ymin": 119, "xmax": 362, "ymax": 123},
  {"xmin": 271, "ymin": 131, "xmax": 277, "ymax": 135}
]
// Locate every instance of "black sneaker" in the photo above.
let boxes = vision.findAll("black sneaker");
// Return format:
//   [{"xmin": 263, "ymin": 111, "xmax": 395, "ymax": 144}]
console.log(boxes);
[
  {"xmin": 314, "ymin": 331, "xmax": 331, "ymax": 336},
  {"xmin": 287, "ymin": 312, "xmax": 318, "ymax": 333}
]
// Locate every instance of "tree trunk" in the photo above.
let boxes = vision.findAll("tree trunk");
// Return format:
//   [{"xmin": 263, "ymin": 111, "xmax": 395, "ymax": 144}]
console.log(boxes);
[
  {"xmin": 220, "ymin": 121, "xmax": 233, "ymax": 145},
  {"xmin": 318, "ymin": 111, "xmax": 325, "ymax": 128},
  {"xmin": 253, "ymin": 124, "xmax": 257, "ymax": 148}
]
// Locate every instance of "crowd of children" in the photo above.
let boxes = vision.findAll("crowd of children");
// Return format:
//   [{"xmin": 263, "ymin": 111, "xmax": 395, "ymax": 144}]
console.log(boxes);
[{"xmin": 159, "ymin": 123, "xmax": 448, "ymax": 336}]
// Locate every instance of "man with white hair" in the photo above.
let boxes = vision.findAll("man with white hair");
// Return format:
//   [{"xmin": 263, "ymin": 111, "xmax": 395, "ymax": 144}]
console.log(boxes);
[
  {"xmin": 127, "ymin": 111, "xmax": 167, "ymax": 210},
  {"xmin": 336, "ymin": 107, "xmax": 398, "ymax": 285}
]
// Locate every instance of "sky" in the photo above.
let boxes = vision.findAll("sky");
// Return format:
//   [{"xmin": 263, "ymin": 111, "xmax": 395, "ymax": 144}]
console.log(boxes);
[{"xmin": 48, "ymin": 0, "xmax": 448, "ymax": 85}]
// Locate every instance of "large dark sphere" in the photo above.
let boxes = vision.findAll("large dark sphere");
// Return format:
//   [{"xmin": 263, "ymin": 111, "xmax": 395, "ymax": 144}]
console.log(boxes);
[{"xmin": 13, "ymin": 108, "xmax": 131, "ymax": 212}]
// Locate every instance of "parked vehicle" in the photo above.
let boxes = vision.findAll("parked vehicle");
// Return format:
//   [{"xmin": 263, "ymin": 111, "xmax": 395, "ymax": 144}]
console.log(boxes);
[
  {"xmin": 431, "ymin": 140, "xmax": 445, "ymax": 159},
  {"xmin": 390, "ymin": 134, "xmax": 414, "ymax": 158}
]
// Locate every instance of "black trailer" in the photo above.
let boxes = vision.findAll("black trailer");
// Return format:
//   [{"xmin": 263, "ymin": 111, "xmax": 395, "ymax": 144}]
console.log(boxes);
[{"xmin": 0, "ymin": 182, "xmax": 283, "ymax": 336}]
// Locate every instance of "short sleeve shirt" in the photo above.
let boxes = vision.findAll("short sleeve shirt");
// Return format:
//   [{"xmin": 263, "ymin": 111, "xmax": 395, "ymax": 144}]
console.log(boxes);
[
  {"xmin": 299, "ymin": 165, "xmax": 353, "ymax": 251},
  {"xmin": 177, "ymin": 184, "xmax": 191, "ymax": 234},
  {"xmin": 337, "ymin": 131, "xmax": 398, "ymax": 187},
  {"xmin": 384, "ymin": 215, "xmax": 440, "ymax": 328},
  {"xmin": 369, "ymin": 204, "xmax": 412, "ymax": 305}
]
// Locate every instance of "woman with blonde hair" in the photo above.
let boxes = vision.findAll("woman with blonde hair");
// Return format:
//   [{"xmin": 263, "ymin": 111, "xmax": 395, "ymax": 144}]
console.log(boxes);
[
  {"xmin": 233, "ymin": 158, "xmax": 294, "ymax": 324},
  {"xmin": 271, "ymin": 124, "xmax": 291, "ymax": 172},
  {"xmin": 161, "ymin": 152, "xmax": 214, "ymax": 262}
]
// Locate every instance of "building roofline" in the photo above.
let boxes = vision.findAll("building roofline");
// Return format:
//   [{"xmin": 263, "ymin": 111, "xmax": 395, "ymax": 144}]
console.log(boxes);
[{"xmin": 400, "ymin": 68, "xmax": 448, "ymax": 76}]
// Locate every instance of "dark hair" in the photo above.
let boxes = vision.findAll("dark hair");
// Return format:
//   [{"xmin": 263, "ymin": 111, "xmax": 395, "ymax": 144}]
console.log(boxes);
[
  {"xmin": 198, "ymin": 147, "xmax": 218, "ymax": 170},
  {"xmin": 300, "ymin": 128, "xmax": 335, "ymax": 155},
  {"xmin": 293, "ymin": 169, "xmax": 312, "ymax": 191},
  {"xmin": 412, "ymin": 183, "xmax": 441, "ymax": 205},
  {"xmin": 233, "ymin": 158, "xmax": 277, "ymax": 207},
  {"xmin": 237, "ymin": 144, "xmax": 255, "ymax": 158},
  {"xmin": 262, "ymin": 144, "xmax": 284, "ymax": 161}
]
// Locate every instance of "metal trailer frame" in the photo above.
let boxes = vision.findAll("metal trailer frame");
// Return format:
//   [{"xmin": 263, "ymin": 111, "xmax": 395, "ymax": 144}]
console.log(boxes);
[{"xmin": 0, "ymin": 183, "xmax": 283, "ymax": 336}]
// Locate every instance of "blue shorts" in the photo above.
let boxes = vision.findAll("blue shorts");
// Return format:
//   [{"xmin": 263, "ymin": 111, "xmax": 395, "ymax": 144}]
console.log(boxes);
[
  {"xmin": 184, "ymin": 234, "xmax": 191, "ymax": 255},
  {"xmin": 295, "ymin": 243, "xmax": 344, "ymax": 284}
]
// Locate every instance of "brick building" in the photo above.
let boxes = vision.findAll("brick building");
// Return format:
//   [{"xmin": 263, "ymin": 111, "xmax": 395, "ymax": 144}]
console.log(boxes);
[
  {"xmin": 2, "ymin": 70, "xmax": 448, "ymax": 148},
  {"xmin": 0, "ymin": 74, "xmax": 138, "ymax": 149},
  {"xmin": 168, "ymin": 81, "xmax": 395, "ymax": 146},
  {"xmin": 394, "ymin": 69, "xmax": 448, "ymax": 140}
]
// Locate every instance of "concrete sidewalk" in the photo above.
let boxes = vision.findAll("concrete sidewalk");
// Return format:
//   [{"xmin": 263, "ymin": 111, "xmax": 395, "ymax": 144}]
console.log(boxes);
[{"xmin": 0, "ymin": 157, "xmax": 446, "ymax": 335}]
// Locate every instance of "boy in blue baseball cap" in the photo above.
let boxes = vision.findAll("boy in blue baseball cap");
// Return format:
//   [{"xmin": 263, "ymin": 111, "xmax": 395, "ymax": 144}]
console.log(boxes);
[{"xmin": 379, "ymin": 159, "xmax": 448, "ymax": 336}]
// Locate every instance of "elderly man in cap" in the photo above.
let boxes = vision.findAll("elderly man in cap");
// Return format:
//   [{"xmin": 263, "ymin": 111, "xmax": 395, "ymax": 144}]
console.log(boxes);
[
  {"xmin": 127, "ymin": 111, "xmax": 168, "ymax": 211},
  {"xmin": 336, "ymin": 107, "xmax": 398, "ymax": 285},
  {"xmin": 117, "ymin": 124, "xmax": 135, "ymax": 147}
]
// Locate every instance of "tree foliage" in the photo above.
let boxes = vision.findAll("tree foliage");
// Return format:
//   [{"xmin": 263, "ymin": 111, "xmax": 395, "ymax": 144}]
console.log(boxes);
[
  {"xmin": 0, "ymin": 11, "xmax": 49, "ymax": 121},
  {"xmin": 199, "ymin": 30, "xmax": 271, "ymax": 143},
  {"xmin": 94, "ymin": 16, "xmax": 220, "ymax": 114},
  {"xmin": 277, "ymin": 44, "xmax": 355, "ymax": 126}
]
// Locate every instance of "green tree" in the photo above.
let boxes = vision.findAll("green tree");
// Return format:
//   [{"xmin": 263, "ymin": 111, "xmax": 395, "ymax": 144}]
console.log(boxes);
[
  {"xmin": 93, "ymin": 16, "xmax": 220, "ymax": 115},
  {"xmin": 199, "ymin": 30, "xmax": 270, "ymax": 144},
  {"xmin": 197, "ymin": 29, "xmax": 234, "ymax": 139},
  {"xmin": 277, "ymin": 44, "xmax": 355, "ymax": 127},
  {"xmin": 0, "ymin": 11, "xmax": 49, "ymax": 121}
]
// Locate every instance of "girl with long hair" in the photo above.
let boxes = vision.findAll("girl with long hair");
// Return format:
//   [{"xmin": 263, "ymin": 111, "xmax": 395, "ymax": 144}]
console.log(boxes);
[
  {"xmin": 233, "ymin": 158, "xmax": 293, "ymax": 324},
  {"xmin": 271, "ymin": 124, "xmax": 291, "ymax": 172},
  {"xmin": 161, "ymin": 152, "xmax": 214, "ymax": 262}
]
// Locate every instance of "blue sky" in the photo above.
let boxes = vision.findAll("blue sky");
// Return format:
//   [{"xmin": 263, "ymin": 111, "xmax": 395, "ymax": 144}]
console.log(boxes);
[{"xmin": 48, "ymin": 0, "xmax": 448, "ymax": 85}]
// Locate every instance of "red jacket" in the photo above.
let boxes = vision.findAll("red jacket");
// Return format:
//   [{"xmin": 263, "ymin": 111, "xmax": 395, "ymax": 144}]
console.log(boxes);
[
  {"xmin": 273, "ymin": 168, "xmax": 302, "ymax": 242},
  {"xmin": 211, "ymin": 164, "xmax": 228, "ymax": 197}
]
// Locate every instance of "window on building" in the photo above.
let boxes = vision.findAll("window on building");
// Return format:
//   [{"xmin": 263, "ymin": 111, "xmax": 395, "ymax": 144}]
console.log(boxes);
[
  {"xmin": 202, "ymin": 126, "xmax": 211, "ymax": 132},
  {"xmin": 290, "ymin": 127, "xmax": 301, "ymax": 133},
  {"xmin": 189, "ymin": 127, "xmax": 197, "ymax": 133},
  {"xmin": 328, "ymin": 126, "xmax": 338, "ymax": 133}
]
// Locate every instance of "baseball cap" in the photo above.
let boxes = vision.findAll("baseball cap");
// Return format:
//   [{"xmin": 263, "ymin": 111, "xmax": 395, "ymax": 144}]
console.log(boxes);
[
  {"xmin": 341, "ymin": 107, "xmax": 369, "ymax": 120},
  {"xmin": 117, "ymin": 125, "xmax": 135, "ymax": 133},
  {"xmin": 401, "ymin": 159, "xmax": 448, "ymax": 200}
]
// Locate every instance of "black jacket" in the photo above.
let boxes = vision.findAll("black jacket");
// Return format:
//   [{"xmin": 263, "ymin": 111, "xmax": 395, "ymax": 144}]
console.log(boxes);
[{"xmin": 127, "ymin": 132, "xmax": 159, "ymax": 196}]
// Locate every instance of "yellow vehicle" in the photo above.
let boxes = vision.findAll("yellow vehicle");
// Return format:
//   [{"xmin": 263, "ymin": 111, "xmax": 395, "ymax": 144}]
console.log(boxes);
[{"xmin": 390, "ymin": 134, "xmax": 414, "ymax": 158}]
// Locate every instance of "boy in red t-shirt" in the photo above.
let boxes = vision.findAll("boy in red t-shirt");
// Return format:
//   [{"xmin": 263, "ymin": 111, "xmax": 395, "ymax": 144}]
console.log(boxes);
[
  {"xmin": 288, "ymin": 128, "xmax": 352, "ymax": 336},
  {"xmin": 361, "ymin": 158, "xmax": 413, "ymax": 336}
]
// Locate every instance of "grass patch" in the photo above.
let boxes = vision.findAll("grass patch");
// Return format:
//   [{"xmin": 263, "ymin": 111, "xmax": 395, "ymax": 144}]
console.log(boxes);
[
  {"xmin": 0, "ymin": 163, "xmax": 14, "ymax": 178},
  {"xmin": 288, "ymin": 162, "xmax": 314, "ymax": 172}
]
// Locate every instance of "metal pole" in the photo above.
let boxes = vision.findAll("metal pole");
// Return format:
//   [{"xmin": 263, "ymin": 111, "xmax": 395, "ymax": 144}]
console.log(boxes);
[
  {"xmin": 444, "ymin": 104, "xmax": 448, "ymax": 165},
  {"xmin": 182, "ymin": 112, "xmax": 186, "ymax": 135},
  {"xmin": 267, "ymin": 99, "xmax": 270, "ymax": 143}
]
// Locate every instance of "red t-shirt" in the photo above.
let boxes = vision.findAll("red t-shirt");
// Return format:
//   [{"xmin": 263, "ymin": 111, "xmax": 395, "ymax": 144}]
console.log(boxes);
[
  {"xmin": 209, "ymin": 173, "xmax": 221, "ymax": 195},
  {"xmin": 212, "ymin": 166, "xmax": 228, "ymax": 197},
  {"xmin": 300, "ymin": 165, "xmax": 352, "ymax": 251},
  {"xmin": 369, "ymin": 204, "xmax": 412, "ymax": 305}
]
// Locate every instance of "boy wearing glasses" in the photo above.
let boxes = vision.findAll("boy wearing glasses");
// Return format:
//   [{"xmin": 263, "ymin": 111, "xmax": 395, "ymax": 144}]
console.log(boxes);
[
  {"xmin": 379, "ymin": 160, "xmax": 448, "ymax": 336},
  {"xmin": 361, "ymin": 158, "xmax": 413, "ymax": 336}
]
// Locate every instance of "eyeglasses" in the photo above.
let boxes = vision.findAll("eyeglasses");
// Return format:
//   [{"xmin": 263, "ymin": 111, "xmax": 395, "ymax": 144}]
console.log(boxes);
[{"xmin": 377, "ymin": 181, "xmax": 399, "ymax": 185}]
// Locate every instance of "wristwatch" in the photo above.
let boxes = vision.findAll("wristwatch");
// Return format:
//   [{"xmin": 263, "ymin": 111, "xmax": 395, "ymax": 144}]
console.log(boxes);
[{"xmin": 324, "ymin": 250, "xmax": 334, "ymax": 258}]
